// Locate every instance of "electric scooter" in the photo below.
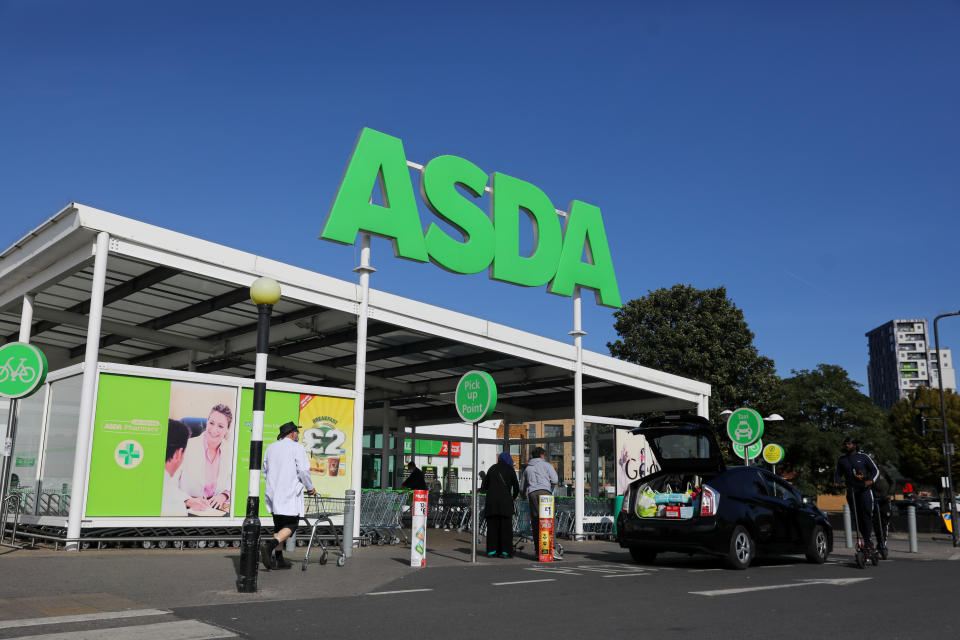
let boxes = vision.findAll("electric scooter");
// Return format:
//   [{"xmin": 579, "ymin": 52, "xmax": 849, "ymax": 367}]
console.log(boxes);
[
  {"xmin": 873, "ymin": 495, "xmax": 891, "ymax": 561},
  {"xmin": 847, "ymin": 485, "xmax": 879, "ymax": 569}
]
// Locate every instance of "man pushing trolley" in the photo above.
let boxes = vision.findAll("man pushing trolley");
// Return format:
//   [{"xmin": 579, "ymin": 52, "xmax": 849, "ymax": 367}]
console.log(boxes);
[{"xmin": 261, "ymin": 421, "xmax": 315, "ymax": 570}]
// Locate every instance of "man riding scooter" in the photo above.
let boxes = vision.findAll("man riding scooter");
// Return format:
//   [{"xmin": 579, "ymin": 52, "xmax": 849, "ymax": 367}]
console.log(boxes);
[{"xmin": 834, "ymin": 436, "xmax": 880, "ymax": 555}]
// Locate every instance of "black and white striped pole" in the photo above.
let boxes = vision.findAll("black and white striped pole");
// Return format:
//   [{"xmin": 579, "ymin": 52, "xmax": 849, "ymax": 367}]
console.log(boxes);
[{"xmin": 237, "ymin": 276, "xmax": 281, "ymax": 593}]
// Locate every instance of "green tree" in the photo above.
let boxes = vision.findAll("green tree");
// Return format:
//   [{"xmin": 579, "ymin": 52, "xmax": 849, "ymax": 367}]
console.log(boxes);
[
  {"xmin": 608, "ymin": 284, "xmax": 779, "ymax": 422},
  {"xmin": 889, "ymin": 387, "xmax": 960, "ymax": 489},
  {"xmin": 765, "ymin": 364, "xmax": 893, "ymax": 495}
]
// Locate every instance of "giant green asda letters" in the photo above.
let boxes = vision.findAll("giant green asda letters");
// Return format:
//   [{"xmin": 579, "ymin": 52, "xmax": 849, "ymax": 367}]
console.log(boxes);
[
  {"xmin": 320, "ymin": 127, "xmax": 622, "ymax": 308},
  {"xmin": 421, "ymin": 154, "xmax": 493, "ymax": 274},
  {"xmin": 322, "ymin": 127, "xmax": 429, "ymax": 261},
  {"xmin": 549, "ymin": 200, "xmax": 621, "ymax": 307}
]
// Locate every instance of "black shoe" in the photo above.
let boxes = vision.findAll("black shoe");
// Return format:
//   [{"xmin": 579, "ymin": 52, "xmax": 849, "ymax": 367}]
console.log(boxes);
[
  {"xmin": 274, "ymin": 552, "xmax": 293, "ymax": 570},
  {"xmin": 260, "ymin": 539, "xmax": 277, "ymax": 570}
]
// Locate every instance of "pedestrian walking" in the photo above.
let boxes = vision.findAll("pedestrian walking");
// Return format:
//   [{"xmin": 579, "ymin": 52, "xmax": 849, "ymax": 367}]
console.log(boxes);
[
  {"xmin": 520, "ymin": 446, "xmax": 561, "ymax": 560},
  {"xmin": 261, "ymin": 422, "xmax": 315, "ymax": 570},
  {"xmin": 481, "ymin": 452, "xmax": 520, "ymax": 558}
]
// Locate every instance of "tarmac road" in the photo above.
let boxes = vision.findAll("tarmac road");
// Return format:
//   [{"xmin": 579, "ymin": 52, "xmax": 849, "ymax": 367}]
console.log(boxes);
[{"xmin": 1, "ymin": 531, "xmax": 958, "ymax": 639}]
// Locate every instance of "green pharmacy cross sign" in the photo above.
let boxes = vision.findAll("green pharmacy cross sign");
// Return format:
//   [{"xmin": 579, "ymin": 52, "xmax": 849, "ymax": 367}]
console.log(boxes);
[
  {"xmin": 0, "ymin": 342, "xmax": 48, "ymax": 399},
  {"xmin": 455, "ymin": 371, "xmax": 497, "ymax": 423}
]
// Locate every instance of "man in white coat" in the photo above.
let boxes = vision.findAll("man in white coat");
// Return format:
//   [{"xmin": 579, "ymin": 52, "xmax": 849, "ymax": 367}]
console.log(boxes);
[{"xmin": 261, "ymin": 421, "xmax": 315, "ymax": 570}]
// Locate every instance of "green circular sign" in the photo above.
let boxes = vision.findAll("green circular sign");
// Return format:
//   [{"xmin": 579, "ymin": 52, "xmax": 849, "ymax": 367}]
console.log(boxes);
[
  {"xmin": 726, "ymin": 408, "xmax": 764, "ymax": 446},
  {"xmin": 763, "ymin": 443, "xmax": 784, "ymax": 465},
  {"xmin": 0, "ymin": 342, "xmax": 48, "ymax": 399},
  {"xmin": 732, "ymin": 439, "xmax": 764, "ymax": 460},
  {"xmin": 455, "ymin": 370, "xmax": 497, "ymax": 423}
]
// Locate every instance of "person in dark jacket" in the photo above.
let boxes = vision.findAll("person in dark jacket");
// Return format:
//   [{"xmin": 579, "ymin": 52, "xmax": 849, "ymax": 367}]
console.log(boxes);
[
  {"xmin": 834, "ymin": 436, "xmax": 880, "ymax": 550},
  {"xmin": 401, "ymin": 461, "xmax": 428, "ymax": 491},
  {"xmin": 481, "ymin": 452, "xmax": 520, "ymax": 558}
]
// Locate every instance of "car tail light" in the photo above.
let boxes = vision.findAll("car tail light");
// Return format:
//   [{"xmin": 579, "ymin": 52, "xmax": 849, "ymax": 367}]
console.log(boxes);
[
  {"xmin": 700, "ymin": 485, "xmax": 719, "ymax": 516},
  {"xmin": 621, "ymin": 490, "xmax": 631, "ymax": 513}
]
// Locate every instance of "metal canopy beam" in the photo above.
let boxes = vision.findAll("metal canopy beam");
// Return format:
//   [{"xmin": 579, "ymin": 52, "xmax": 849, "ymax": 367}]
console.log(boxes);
[
  {"xmin": 370, "ymin": 349, "xmax": 499, "ymax": 379},
  {"xmin": 5, "ymin": 265, "xmax": 181, "ymax": 343},
  {"xmin": 127, "ymin": 305, "xmax": 326, "ymax": 365},
  {"xmin": 323, "ymin": 336, "xmax": 452, "ymax": 369},
  {"xmin": 71, "ymin": 285, "xmax": 252, "ymax": 358},
  {"xmin": 275, "ymin": 321, "xmax": 397, "ymax": 357},
  {"xmin": 31, "ymin": 305, "xmax": 218, "ymax": 354}
]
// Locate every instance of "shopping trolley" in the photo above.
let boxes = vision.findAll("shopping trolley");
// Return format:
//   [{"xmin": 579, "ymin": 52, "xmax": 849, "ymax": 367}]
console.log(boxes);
[{"xmin": 301, "ymin": 494, "xmax": 347, "ymax": 569}]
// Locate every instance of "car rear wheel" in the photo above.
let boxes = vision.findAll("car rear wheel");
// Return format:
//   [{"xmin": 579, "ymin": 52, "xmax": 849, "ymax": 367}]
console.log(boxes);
[
  {"xmin": 805, "ymin": 525, "xmax": 829, "ymax": 564},
  {"xmin": 725, "ymin": 525, "xmax": 753, "ymax": 570},
  {"xmin": 629, "ymin": 546, "xmax": 657, "ymax": 564}
]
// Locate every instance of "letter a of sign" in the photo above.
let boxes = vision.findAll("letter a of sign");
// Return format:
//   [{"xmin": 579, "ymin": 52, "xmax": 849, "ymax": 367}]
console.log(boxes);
[
  {"xmin": 321, "ymin": 128, "xmax": 429, "ymax": 261},
  {"xmin": 548, "ymin": 200, "xmax": 622, "ymax": 308}
]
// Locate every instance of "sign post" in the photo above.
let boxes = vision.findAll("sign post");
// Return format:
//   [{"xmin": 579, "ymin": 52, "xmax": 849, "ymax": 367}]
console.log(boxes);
[
  {"xmin": 726, "ymin": 408, "xmax": 764, "ymax": 467},
  {"xmin": 455, "ymin": 371, "xmax": 498, "ymax": 563},
  {"xmin": 410, "ymin": 489, "xmax": 428, "ymax": 567},
  {"xmin": 732, "ymin": 439, "xmax": 764, "ymax": 465},
  {"xmin": 762, "ymin": 443, "xmax": 785, "ymax": 475},
  {"xmin": 538, "ymin": 494, "xmax": 555, "ymax": 563}
]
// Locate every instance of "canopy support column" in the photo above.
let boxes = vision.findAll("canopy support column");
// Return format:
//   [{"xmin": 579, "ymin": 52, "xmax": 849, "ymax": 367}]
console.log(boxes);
[
  {"xmin": 380, "ymin": 400, "xmax": 390, "ymax": 490},
  {"xmin": 571, "ymin": 287, "xmax": 586, "ymax": 540},
  {"xmin": 351, "ymin": 233, "xmax": 374, "ymax": 537},
  {"xmin": 66, "ymin": 232, "xmax": 110, "ymax": 549}
]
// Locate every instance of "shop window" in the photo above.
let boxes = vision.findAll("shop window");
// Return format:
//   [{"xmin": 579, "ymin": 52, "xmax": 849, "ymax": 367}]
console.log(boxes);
[{"xmin": 38, "ymin": 375, "xmax": 83, "ymax": 515}]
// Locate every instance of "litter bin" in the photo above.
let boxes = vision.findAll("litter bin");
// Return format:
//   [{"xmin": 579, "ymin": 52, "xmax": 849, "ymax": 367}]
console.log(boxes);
[{"xmin": 613, "ymin": 495, "xmax": 624, "ymax": 534}]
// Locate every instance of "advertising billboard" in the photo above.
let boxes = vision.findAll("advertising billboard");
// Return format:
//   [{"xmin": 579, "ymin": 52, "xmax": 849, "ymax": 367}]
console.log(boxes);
[
  {"xmin": 232, "ymin": 389, "xmax": 354, "ymax": 517},
  {"xmin": 614, "ymin": 429, "xmax": 661, "ymax": 496},
  {"xmin": 84, "ymin": 373, "xmax": 353, "ymax": 519}
]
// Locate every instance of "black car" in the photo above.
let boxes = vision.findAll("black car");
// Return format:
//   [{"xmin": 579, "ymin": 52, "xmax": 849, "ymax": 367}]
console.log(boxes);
[{"xmin": 616, "ymin": 415, "xmax": 833, "ymax": 569}]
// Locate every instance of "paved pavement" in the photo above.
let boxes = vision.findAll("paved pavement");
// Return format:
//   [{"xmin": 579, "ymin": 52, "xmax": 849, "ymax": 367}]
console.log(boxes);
[{"xmin": 0, "ymin": 528, "xmax": 957, "ymax": 637}]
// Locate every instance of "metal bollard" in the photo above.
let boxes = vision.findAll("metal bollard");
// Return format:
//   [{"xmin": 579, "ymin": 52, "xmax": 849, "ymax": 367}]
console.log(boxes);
[
  {"xmin": 843, "ymin": 503, "xmax": 853, "ymax": 548},
  {"xmin": 285, "ymin": 531, "xmax": 296, "ymax": 553},
  {"xmin": 343, "ymin": 490, "xmax": 355, "ymax": 559},
  {"xmin": 907, "ymin": 504, "xmax": 918, "ymax": 553}
]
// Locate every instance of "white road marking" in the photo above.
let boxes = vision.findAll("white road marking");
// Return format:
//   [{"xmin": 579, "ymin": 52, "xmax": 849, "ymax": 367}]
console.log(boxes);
[
  {"xmin": 493, "ymin": 579, "xmax": 556, "ymax": 586},
  {"xmin": 11, "ymin": 620, "xmax": 236, "ymax": 639},
  {"xmin": 366, "ymin": 588, "xmax": 434, "ymax": 596},
  {"xmin": 691, "ymin": 577, "xmax": 871, "ymax": 597},
  {"xmin": 603, "ymin": 572, "xmax": 650, "ymax": 578},
  {"xmin": 950, "ymin": 552, "xmax": 960, "ymax": 561},
  {"xmin": 0, "ymin": 609, "xmax": 171, "ymax": 630}
]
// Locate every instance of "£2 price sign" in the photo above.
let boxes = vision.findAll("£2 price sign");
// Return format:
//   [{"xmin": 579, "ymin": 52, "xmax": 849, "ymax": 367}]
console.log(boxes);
[{"xmin": 0, "ymin": 342, "xmax": 47, "ymax": 399}]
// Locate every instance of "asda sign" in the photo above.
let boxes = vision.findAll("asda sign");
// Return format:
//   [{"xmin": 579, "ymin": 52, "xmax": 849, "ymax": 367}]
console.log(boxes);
[{"xmin": 321, "ymin": 128, "xmax": 622, "ymax": 308}]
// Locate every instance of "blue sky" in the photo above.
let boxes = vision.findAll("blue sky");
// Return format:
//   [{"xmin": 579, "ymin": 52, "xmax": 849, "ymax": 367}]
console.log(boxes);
[{"xmin": 1, "ymin": 1, "xmax": 958, "ymax": 394}]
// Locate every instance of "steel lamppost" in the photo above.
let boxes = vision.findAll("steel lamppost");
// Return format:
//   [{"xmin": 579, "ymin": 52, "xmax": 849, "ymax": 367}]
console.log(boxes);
[
  {"xmin": 237, "ymin": 277, "xmax": 282, "ymax": 592},
  {"xmin": 933, "ymin": 311, "xmax": 960, "ymax": 548}
]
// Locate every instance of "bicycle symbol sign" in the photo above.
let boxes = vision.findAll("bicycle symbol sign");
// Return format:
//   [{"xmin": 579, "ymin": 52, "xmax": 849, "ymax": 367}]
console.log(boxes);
[{"xmin": 0, "ymin": 342, "xmax": 48, "ymax": 399}]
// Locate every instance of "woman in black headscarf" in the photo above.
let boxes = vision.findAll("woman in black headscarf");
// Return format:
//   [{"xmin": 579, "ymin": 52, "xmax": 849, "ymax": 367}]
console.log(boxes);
[{"xmin": 480, "ymin": 451, "xmax": 520, "ymax": 558}]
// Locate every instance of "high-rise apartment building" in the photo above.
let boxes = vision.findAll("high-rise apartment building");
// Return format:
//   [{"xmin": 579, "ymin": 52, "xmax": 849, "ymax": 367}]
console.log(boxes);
[{"xmin": 866, "ymin": 318, "xmax": 957, "ymax": 410}]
